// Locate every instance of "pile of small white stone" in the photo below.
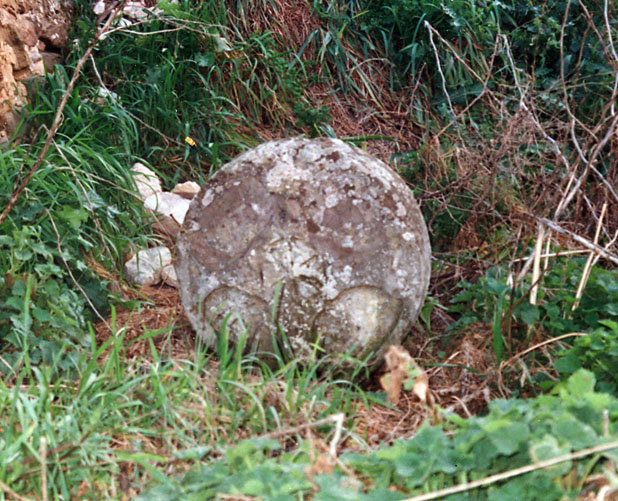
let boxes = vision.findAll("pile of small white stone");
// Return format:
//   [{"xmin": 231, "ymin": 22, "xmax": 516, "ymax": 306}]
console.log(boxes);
[{"xmin": 124, "ymin": 162, "xmax": 200, "ymax": 288}]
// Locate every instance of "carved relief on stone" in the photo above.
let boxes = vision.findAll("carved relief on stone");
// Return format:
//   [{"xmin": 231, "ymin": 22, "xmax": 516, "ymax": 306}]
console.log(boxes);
[{"xmin": 177, "ymin": 137, "xmax": 431, "ymax": 369}]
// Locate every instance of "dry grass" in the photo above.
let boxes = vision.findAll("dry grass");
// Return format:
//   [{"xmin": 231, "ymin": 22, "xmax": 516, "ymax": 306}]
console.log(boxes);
[
  {"xmin": 225, "ymin": 0, "xmax": 421, "ymax": 161},
  {"xmin": 94, "ymin": 284, "xmax": 194, "ymax": 362},
  {"xmin": 92, "ymin": 280, "xmax": 507, "ymax": 451}
]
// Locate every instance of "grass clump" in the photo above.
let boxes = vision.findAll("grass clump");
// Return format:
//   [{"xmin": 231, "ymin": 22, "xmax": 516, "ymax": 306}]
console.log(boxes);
[
  {"xmin": 0, "ymin": 66, "xmax": 151, "ymax": 376},
  {"xmin": 0, "ymin": 318, "xmax": 371, "ymax": 498}
]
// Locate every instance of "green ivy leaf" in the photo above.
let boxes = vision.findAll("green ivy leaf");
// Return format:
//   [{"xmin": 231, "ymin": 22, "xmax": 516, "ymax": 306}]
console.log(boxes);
[
  {"xmin": 490, "ymin": 472, "xmax": 563, "ymax": 501},
  {"xmin": 529, "ymin": 435, "xmax": 571, "ymax": 476},
  {"xmin": 515, "ymin": 302, "xmax": 540, "ymax": 325},
  {"xmin": 553, "ymin": 353, "xmax": 581, "ymax": 375},
  {"xmin": 0, "ymin": 235, "xmax": 13, "ymax": 246},
  {"xmin": 566, "ymin": 369, "xmax": 596, "ymax": 396},
  {"xmin": 552, "ymin": 417, "xmax": 597, "ymax": 449},
  {"xmin": 483, "ymin": 419, "xmax": 529, "ymax": 455},
  {"xmin": 58, "ymin": 206, "xmax": 89, "ymax": 231},
  {"xmin": 32, "ymin": 307, "xmax": 52, "ymax": 322}
]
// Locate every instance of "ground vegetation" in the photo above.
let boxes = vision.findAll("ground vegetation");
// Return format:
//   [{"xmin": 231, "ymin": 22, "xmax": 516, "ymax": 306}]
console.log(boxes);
[{"xmin": 1, "ymin": 0, "xmax": 618, "ymax": 498}]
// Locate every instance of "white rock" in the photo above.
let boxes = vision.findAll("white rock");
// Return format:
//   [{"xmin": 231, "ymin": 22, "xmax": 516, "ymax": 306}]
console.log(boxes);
[
  {"xmin": 124, "ymin": 246, "xmax": 172, "ymax": 286},
  {"xmin": 97, "ymin": 86, "xmax": 119, "ymax": 104},
  {"xmin": 131, "ymin": 162, "xmax": 162, "ymax": 200},
  {"xmin": 123, "ymin": 1, "xmax": 163, "ymax": 19},
  {"xmin": 161, "ymin": 264, "xmax": 178, "ymax": 288},
  {"xmin": 93, "ymin": 0, "xmax": 106, "ymax": 15},
  {"xmin": 144, "ymin": 192, "xmax": 191, "ymax": 226},
  {"xmin": 172, "ymin": 181, "xmax": 201, "ymax": 200}
]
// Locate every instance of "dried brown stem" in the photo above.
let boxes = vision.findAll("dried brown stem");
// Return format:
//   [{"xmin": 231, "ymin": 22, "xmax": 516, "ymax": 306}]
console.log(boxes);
[
  {"xmin": 405, "ymin": 439, "xmax": 618, "ymax": 501},
  {"xmin": 0, "ymin": 7, "xmax": 123, "ymax": 227}
]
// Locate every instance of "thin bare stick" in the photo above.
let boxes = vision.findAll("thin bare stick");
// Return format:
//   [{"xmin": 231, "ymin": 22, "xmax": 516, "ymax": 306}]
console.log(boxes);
[
  {"xmin": 0, "ymin": 6, "xmax": 122, "ymax": 226},
  {"xmin": 512, "ymin": 249, "xmax": 590, "ymax": 263},
  {"xmin": 516, "ymin": 251, "xmax": 536, "ymax": 282},
  {"xmin": 573, "ymin": 203, "xmax": 607, "ymax": 311},
  {"xmin": 597, "ymin": 485, "xmax": 618, "ymax": 501},
  {"xmin": 604, "ymin": 0, "xmax": 618, "ymax": 115},
  {"xmin": 589, "ymin": 231, "xmax": 618, "ymax": 271},
  {"xmin": 554, "ymin": 111, "xmax": 618, "ymax": 220},
  {"xmin": 257, "ymin": 413, "xmax": 345, "ymax": 443},
  {"xmin": 329, "ymin": 413, "xmax": 344, "ymax": 457},
  {"xmin": 425, "ymin": 21, "xmax": 455, "ymax": 117},
  {"xmin": 501, "ymin": 332, "xmax": 587, "ymax": 369},
  {"xmin": 0, "ymin": 353, "xmax": 17, "ymax": 380},
  {"xmin": 435, "ymin": 41, "xmax": 498, "ymax": 139},
  {"xmin": 404, "ymin": 439, "xmax": 618, "ymax": 501},
  {"xmin": 425, "ymin": 22, "xmax": 487, "ymax": 84},
  {"xmin": 0, "ymin": 480, "xmax": 32, "ymax": 501},
  {"xmin": 543, "ymin": 236, "xmax": 552, "ymax": 271},
  {"xmin": 530, "ymin": 224, "xmax": 545, "ymax": 305},
  {"xmin": 40, "ymin": 437, "xmax": 48, "ymax": 501},
  {"xmin": 537, "ymin": 217, "xmax": 618, "ymax": 266}
]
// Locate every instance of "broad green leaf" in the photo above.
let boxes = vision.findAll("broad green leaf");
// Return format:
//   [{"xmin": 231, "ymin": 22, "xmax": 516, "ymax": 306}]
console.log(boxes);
[
  {"xmin": 515, "ymin": 302, "xmax": 540, "ymax": 325},
  {"xmin": 553, "ymin": 353, "xmax": 581, "ymax": 375},
  {"xmin": 58, "ymin": 206, "xmax": 89, "ymax": 230},
  {"xmin": 566, "ymin": 369, "xmax": 596, "ymax": 396},
  {"xmin": 32, "ymin": 308, "xmax": 52, "ymax": 322},
  {"xmin": 529, "ymin": 435, "xmax": 571, "ymax": 476},
  {"xmin": 483, "ymin": 420, "xmax": 529, "ymax": 455}
]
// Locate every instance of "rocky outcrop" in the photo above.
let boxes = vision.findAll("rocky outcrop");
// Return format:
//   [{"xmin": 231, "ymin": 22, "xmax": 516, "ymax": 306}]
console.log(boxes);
[
  {"xmin": 176, "ymin": 137, "xmax": 431, "ymax": 369},
  {"xmin": 0, "ymin": 0, "xmax": 72, "ymax": 143}
]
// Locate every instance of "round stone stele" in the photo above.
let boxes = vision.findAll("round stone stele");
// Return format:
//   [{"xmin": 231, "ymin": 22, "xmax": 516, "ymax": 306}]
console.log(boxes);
[{"xmin": 177, "ymin": 137, "xmax": 431, "ymax": 369}]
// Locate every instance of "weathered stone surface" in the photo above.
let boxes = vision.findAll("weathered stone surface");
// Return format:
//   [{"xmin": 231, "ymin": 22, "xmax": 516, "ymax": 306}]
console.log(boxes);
[
  {"xmin": 0, "ymin": 0, "xmax": 72, "ymax": 141},
  {"xmin": 177, "ymin": 137, "xmax": 431, "ymax": 369},
  {"xmin": 124, "ymin": 246, "xmax": 172, "ymax": 286},
  {"xmin": 161, "ymin": 263, "xmax": 178, "ymax": 288}
]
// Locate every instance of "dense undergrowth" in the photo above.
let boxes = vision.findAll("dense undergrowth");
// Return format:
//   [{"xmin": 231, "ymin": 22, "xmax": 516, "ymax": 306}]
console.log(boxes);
[{"xmin": 1, "ymin": 0, "xmax": 618, "ymax": 498}]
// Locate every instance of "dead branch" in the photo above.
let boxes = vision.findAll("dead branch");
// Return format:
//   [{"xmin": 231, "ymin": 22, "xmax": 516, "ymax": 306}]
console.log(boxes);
[
  {"xmin": 0, "ymin": 6, "xmax": 124, "ymax": 227},
  {"xmin": 404, "ymin": 439, "xmax": 618, "ymax": 501}
]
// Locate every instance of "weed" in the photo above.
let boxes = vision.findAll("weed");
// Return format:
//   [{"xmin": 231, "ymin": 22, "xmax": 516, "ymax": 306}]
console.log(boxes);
[
  {"xmin": 555, "ymin": 320, "xmax": 618, "ymax": 394},
  {"xmin": 450, "ymin": 259, "xmax": 618, "ymax": 339},
  {"xmin": 136, "ymin": 369, "xmax": 618, "ymax": 500}
]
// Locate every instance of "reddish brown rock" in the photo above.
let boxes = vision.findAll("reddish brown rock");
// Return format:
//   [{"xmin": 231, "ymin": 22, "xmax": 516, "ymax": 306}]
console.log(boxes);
[
  {"xmin": 177, "ymin": 137, "xmax": 431, "ymax": 370},
  {"xmin": 0, "ymin": 0, "xmax": 73, "ymax": 141},
  {"xmin": 172, "ymin": 181, "xmax": 200, "ymax": 200}
]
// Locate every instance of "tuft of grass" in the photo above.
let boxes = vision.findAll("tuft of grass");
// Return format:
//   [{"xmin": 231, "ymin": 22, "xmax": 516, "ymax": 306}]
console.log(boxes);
[{"xmin": 0, "ymin": 314, "xmax": 373, "ymax": 498}]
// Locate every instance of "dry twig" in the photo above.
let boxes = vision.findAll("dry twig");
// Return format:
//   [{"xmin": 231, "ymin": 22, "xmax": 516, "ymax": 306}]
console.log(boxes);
[
  {"xmin": 0, "ymin": 480, "xmax": 32, "ymax": 501},
  {"xmin": 404, "ymin": 440, "xmax": 618, "ymax": 501},
  {"xmin": 0, "ymin": 6, "xmax": 123, "ymax": 226}
]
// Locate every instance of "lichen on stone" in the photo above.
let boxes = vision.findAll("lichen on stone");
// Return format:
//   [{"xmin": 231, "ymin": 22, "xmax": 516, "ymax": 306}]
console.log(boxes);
[{"xmin": 177, "ymin": 137, "xmax": 431, "ymax": 370}]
